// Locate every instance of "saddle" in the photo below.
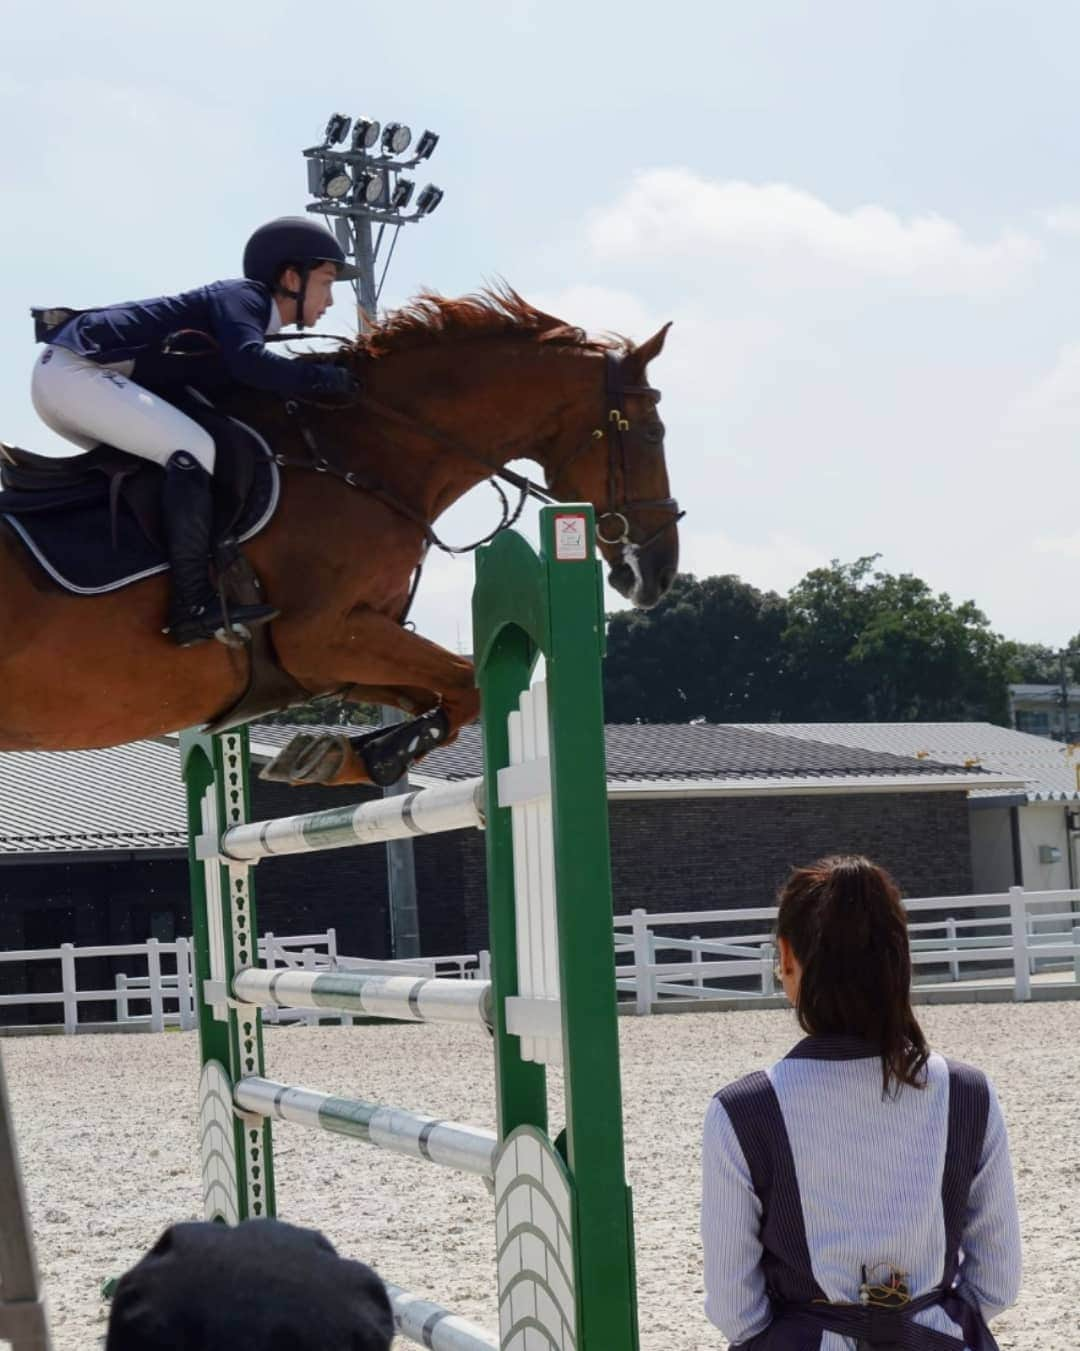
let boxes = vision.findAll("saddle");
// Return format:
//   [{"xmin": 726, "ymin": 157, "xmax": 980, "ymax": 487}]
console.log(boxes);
[
  {"xmin": 0, "ymin": 393, "xmax": 309, "ymax": 732},
  {"xmin": 0, "ymin": 393, "xmax": 271, "ymax": 567}
]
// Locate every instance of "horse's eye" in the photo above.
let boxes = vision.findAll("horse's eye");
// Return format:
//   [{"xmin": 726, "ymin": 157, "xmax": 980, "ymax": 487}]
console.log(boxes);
[{"xmin": 643, "ymin": 419, "xmax": 665, "ymax": 444}]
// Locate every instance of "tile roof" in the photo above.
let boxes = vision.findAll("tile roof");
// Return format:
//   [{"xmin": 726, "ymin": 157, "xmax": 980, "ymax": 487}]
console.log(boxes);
[
  {"xmin": 740, "ymin": 722, "xmax": 1078, "ymax": 802},
  {"xmin": 0, "ymin": 740, "xmax": 186, "ymax": 854},
  {"xmin": 0, "ymin": 719, "xmax": 1026, "ymax": 858},
  {"xmin": 250, "ymin": 722, "xmax": 1014, "ymax": 796}
]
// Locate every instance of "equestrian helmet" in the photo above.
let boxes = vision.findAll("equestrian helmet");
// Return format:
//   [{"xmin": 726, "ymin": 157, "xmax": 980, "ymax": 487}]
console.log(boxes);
[{"xmin": 242, "ymin": 217, "xmax": 360, "ymax": 286}]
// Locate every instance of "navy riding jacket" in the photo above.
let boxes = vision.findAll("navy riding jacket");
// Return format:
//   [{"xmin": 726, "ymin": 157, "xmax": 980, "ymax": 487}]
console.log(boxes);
[{"xmin": 48, "ymin": 279, "xmax": 344, "ymax": 400}]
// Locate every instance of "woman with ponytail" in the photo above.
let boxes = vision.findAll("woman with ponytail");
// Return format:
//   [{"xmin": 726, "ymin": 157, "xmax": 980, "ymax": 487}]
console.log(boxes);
[{"xmin": 701, "ymin": 855, "xmax": 1021, "ymax": 1350}]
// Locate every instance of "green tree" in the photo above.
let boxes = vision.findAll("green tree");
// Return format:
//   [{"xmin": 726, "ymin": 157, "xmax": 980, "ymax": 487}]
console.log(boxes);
[
  {"xmin": 261, "ymin": 697, "xmax": 380, "ymax": 727},
  {"xmin": 783, "ymin": 557, "xmax": 1013, "ymax": 723},
  {"xmin": 603, "ymin": 573, "xmax": 791, "ymax": 722},
  {"xmin": 1006, "ymin": 640, "xmax": 1080, "ymax": 685},
  {"xmin": 603, "ymin": 559, "xmax": 1016, "ymax": 725}
]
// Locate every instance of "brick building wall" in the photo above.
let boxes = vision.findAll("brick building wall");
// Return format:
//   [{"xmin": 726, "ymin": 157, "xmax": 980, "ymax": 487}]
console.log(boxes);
[
  {"xmin": 0, "ymin": 853, "xmax": 188, "ymax": 1025},
  {"xmin": 607, "ymin": 790, "xmax": 973, "ymax": 916}
]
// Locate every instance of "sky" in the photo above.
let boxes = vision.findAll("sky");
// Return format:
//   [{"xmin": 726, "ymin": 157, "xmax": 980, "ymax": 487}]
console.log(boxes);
[{"xmin": 4, "ymin": 1, "xmax": 1080, "ymax": 653}]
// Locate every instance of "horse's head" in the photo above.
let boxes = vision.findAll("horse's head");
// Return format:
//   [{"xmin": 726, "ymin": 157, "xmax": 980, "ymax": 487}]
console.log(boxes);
[
  {"xmin": 312, "ymin": 288, "xmax": 680, "ymax": 608},
  {"xmin": 548, "ymin": 324, "xmax": 680, "ymax": 609}
]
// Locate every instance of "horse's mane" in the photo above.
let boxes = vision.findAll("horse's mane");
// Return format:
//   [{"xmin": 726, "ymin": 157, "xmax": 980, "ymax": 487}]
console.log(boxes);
[{"xmin": 350, "ymin": 285, "xmax": 630, "ymax": 360}]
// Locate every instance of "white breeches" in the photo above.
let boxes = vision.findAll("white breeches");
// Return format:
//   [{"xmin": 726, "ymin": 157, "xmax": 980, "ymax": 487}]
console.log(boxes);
[{"xmin": 31, "ymin": 346, "xmax": 216, "ymax": 472}]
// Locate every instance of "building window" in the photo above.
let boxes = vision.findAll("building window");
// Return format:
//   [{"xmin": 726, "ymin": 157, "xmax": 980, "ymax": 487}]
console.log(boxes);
[{"xmin": 1016, "ymin": 710, "xmax": 1051, "ymax": 735}]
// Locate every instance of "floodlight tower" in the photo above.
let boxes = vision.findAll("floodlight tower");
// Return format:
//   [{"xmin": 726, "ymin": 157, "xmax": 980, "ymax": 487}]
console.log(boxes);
[
  {"xmin": 303, "ymin": 111, "xmax": 443, "ymax": 330},
  {"xmin": 300, "ymin": 111, "xmax": 445, "ymax": 959}
]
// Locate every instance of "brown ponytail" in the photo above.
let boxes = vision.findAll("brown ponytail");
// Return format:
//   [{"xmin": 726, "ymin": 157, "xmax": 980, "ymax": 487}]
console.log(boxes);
[{"xmin": 776, "ymin": 855, "xmax": 930, "ymax": 1096}]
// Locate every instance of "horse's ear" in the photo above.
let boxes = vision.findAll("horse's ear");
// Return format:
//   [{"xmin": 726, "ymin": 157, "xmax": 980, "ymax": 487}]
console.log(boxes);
[{"xmin": 629, "ymin": 322, "xmax": 672, "ymax": 373}]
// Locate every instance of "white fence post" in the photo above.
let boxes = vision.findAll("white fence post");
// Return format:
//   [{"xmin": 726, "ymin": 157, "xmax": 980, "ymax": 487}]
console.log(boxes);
[
  {"xmin": 176, "ymin": 937, "xmax": 196, "ymax": 1031},
  {"xmin": 116, "ymin": 973, "xmax": 130, "ymax": 1024},
  {"xmin": 630, "ymin": 910, "xmax": 653, "ymax": 1016},
  {"xmin": 1009, "ymin": 887, "xmax": 1031, "ymax": 1002},
  {"xmin": 60, "ymin": 943, "xmax": 78, "ymax": 1034},
  {"xmin": 690, "ymin": 935, "xmax": 704, "ymax": 995},
  {"xmin": 146, "ymin": 938, "xmax": 164, "ymax": 1033},
  {"xmin": 945, "ymin": 916, "xmax": 959, "ymax": 981},
  {"xmin": 761, "ymin": 941, "xmax": 776, "ymax": 996}
]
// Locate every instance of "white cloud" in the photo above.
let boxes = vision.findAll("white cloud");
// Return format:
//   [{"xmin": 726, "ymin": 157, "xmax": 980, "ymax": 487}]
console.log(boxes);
[
  {"xmin": 1033, "ymin": 533, "xmax": 1080, "ymax": 560},
  {"xmin": 586, "ymin": 169, "xmax": 1041, "ymax": 296},
  {"xmin": 529, "ymin": 284, "xmax": 662, "ymax": 343},
  {"xmin": 1041, "ymin": 205, "xmax": 1080, "ymax": 234},
  {"xmin": 999, "ymin": 342, "xmax": 1080, "ymax": 449},
  {"xmin": 680, "ymin": 528, "xmax": 825, "ymax": 594}
]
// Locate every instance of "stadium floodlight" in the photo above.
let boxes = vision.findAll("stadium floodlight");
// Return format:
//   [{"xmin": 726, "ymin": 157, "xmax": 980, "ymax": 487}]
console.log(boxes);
[
  {"xmin": 414, "ymin": 129, "xmax": 439, "ymax": 160},
  {"xmin": 323, "ymin": 113, "xmax": 352, "ymax": 147},
  {"xmin": 358, "ymin": 169, "xmax": 387, "ymax": 205},
  {"xmin": 390, "ymin": 178, "xmax": 415, "ymax": 209},
  {"xmin": 320, "ymin": 165, "xmax": 352, "ymax": 199},
  {"xmin": 415, "ymin": 184, "xmax": 444, "ymax": 215},
  {"xmin": 351, "ymin": 116, "xmax": 380, "ymax": 151},
  {"xmin": 382, "ymin": 121, "xmax": 412, "ymax": 155}
]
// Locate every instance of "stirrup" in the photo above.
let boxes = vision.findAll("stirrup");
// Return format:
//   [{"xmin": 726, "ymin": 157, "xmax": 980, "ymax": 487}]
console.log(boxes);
[{"xmin": 165, "ymin": 602, "xmax": 278, "ymax": 649}]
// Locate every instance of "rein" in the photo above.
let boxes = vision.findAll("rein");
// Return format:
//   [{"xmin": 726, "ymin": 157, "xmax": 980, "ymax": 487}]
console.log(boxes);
[
  {"xmin": 274, "ymin": 400, "xmax": 531, "ymax": 557},
  {"xmin": 275, "ymin": 349, "xmax": 684, "ymax": 561}
]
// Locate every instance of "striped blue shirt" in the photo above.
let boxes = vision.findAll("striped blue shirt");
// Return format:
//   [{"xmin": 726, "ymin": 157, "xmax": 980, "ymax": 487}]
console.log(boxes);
[{"xmin": 701, "ymin": 1045, "xmax": 1022, "ymax": 1349}]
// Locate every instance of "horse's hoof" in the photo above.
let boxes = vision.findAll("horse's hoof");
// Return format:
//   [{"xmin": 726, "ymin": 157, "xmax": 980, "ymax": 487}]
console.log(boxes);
[
  {"xmin": 290, "ymin": 734, "xmax": 349, "ymax": 784},
  {"xmin": 259, "ymin": 733, "xmax": 346, "ymax": 785}
]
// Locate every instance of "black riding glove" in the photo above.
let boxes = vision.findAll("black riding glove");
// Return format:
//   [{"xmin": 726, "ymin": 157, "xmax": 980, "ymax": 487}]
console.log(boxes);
[{"xmin": 309, "ymin": 364, "xmax": 361, "ymax": 400}]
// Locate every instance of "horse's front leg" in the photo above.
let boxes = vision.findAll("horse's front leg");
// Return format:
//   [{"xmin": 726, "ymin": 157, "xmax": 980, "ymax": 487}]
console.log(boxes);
[{"xmin": 267, "ymin": 610, "xmax": 480, "ymax": 786}]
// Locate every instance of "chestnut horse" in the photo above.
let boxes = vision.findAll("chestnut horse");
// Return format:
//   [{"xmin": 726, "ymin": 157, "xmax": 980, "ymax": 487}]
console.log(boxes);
[{"xmin": 0, "ymin": 289, "xmax": 679, "ymax": 785}]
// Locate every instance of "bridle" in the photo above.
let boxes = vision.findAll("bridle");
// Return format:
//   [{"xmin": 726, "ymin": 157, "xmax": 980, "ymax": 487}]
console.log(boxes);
[{"xmin": 545, "ymin": 350, "xmax": 684, "ymax": 553}]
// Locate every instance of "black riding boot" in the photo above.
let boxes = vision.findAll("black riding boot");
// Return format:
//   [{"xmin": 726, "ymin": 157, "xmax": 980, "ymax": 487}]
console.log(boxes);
[{"xmin": 162, "ymin": 451, "xmax": 278, "ymax": 648}]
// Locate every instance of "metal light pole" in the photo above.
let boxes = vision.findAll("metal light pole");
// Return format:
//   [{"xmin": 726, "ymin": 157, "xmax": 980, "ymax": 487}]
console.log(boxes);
[
  {"xmin": 302, "ymin": 112, "xmax": 443, "ymax": 329},
  {"xmin": 302, "ymin": 112, "xmax": 445, "ymax": 959}
]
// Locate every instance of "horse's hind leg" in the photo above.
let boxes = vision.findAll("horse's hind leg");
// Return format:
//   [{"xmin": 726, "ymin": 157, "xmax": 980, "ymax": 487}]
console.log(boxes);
[
  {"xmin": 263, "ymin": 702, "xmax": 453, "ymax": 787},
  {"xmin": 267, "ymin": 612, "xmax": 480, "ymax": 787},
  {"xmin": 261, "ymin": 684, "xmax": 451, "ymax": 785}
]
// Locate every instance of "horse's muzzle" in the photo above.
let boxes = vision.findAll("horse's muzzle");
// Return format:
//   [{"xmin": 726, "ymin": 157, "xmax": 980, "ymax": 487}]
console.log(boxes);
[{"xmin": 607, "ymin": 543, "xmax": 678, "ymax": 609}]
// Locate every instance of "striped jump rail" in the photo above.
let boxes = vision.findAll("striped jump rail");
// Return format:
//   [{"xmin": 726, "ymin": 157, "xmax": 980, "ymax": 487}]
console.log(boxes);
[
  {"xmin": 231, "ymin": 968, "xmax": 493, "ymax": 1028},
  {"xmin": 219, "ymin": 778, "xmax": 485, "ymax": 863},
  {"xmin": 386, "ymin": 1285, "xmax": 498, "ymax": 1351},
  {"xmin": 235, "ymin": 1078, "xmax": 497, "ymax": 1178}
]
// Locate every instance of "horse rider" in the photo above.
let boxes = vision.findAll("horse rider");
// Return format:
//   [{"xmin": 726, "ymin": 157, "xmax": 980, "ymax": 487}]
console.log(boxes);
[{"xmin": 30, "ymin": 217, "xmax": 361, "ymax": 647}]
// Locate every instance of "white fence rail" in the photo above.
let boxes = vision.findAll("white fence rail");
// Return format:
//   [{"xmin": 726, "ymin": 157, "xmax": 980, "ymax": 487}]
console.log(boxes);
[
  {"xmin": 615, "ymin": 886, "xmax": 1080, "ymax": 1014},
  {"xmin": 0, "ymin": 930, "xmax": 487, "ymax": 1034},
  {"xmin": 3, "ymin": 888, "xmax": 1078, "ymax": 1030}
]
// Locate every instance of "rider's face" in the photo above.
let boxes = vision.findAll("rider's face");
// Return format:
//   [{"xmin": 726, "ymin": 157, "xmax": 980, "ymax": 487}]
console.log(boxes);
[
  {"xmin": 302, "ymin": 262, "xmax": 338, "ymax": 326},
  {"xmin": 278, "ymin": 261, "xmax": 339, "ymax": 327}
]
